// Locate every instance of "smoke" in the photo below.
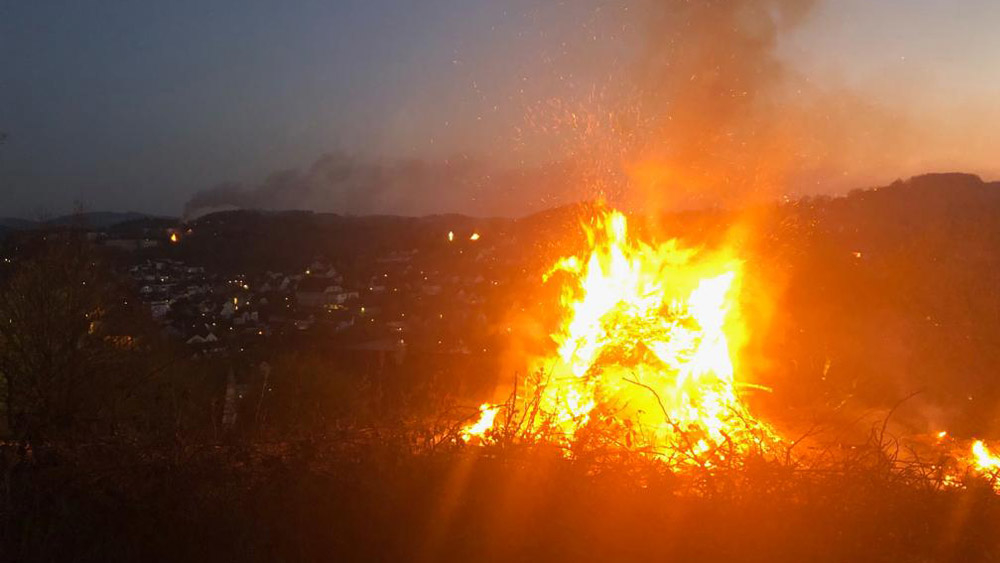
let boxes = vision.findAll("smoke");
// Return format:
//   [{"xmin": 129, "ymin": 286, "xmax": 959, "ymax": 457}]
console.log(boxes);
[
  {"xmin": 183, "ymin": 154, "xmax": 586, "ymax": 219},
  {"xmin": 624, "ymin": 0, "xmax": 819, "ymax": 206},
  {"xmin": 183, "ymin": 0, "xmax": 835, "ymax": 219},
  {"xmin": 510, "ymin": 0, "xmax": 931, "ymax": 211},
  {"xmin": 184, "ymin": 0, "xmax": 956, "ymax": 218}
]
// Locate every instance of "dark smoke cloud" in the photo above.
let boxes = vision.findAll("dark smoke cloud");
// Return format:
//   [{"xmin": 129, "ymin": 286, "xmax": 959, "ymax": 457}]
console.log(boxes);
[{"xmin": 183, "ymin": 154, "xmax": 586, "ymax": 219}]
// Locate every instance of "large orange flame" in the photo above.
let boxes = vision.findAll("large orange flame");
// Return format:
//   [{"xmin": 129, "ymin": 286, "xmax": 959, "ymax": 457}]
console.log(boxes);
[
  {"xmin": 464, "ymin": 208, "xmax": 776, "ymax": 463},
  {"xmin": 969, "ymin": 440, "xmax": 1000, "ymax": 490}
]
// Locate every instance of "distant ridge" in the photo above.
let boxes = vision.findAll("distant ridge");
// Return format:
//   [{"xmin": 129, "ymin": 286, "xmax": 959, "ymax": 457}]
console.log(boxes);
[
  {"xmin": 0, "ymin": 218, "xmax": 38, "ymax": 230},
  {"xmin": 0, "ymin": 212, "xmax": 176, "ymax": 231},
  {"xmin": 1, "ymin": 172, "xmax": 996, "ymax": 234}
]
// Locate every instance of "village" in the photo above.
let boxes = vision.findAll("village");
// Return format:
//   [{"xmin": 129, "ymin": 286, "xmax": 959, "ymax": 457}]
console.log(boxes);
[{"xmin": 96, "ymin": 213, "xmax": 521, "ymax": 363}]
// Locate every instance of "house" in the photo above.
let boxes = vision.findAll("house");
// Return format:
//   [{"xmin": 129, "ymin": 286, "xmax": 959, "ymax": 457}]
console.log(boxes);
[
  {"xmin": 296, "ymin": 277, "xmax": 357, "ymax": 309},
  {"xmin": 421, "ymin": 284, "xmax": 443, "ymax": 296},
  {"xmin": 105, "ymin": 238, "xmax": 142, "ymax": 251},
  {"xmin": 149, "ymin": 300, "xmax": 171, "ymax": 320},
  {"xmin": 186, "ymin": 332, "xmax": 219, "ymax": 346}
]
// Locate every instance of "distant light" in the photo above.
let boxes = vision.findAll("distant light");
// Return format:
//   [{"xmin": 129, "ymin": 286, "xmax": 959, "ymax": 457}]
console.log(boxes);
[
  {"xmin": 469, "ymin": 232, "xmax": 481, "ymax": 241},
  {"xmin": 169, "ymin": 233, "xmax": 179, "ymax": 244}
]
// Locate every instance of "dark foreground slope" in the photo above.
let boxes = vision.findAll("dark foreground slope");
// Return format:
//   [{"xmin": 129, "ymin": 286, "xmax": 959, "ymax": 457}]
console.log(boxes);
[{"xmin": 3, "ymin": 442, "xmax": 999, "ymax": 563}]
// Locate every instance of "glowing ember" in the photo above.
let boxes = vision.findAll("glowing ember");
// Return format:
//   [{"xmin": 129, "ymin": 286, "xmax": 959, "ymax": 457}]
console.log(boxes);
[
  {"xmin": 169, "ymin": 232, "xmax": 179, "ymax": 244},
  {"xmin": 464, "ymin": 208, "xmax": 776, "ymax": 462},
  {"xmin": 469, "ymin": 232, "xmax": 481, "ymax": 241}
]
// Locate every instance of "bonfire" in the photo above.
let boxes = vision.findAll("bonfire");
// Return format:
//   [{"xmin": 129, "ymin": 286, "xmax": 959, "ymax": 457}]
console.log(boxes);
[{"xmin": 462, "ymin": 207, "xmax": 777, "ymax": 465}]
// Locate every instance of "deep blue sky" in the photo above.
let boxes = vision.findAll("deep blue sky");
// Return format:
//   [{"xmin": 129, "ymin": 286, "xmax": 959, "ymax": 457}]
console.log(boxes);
[{"xmin": 1, "ymin": 0, "xmax": 998, "ymax": 217}]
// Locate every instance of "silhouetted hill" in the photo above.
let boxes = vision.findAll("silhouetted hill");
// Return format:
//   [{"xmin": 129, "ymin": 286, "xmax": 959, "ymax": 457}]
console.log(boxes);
[
  {"xmin": 107, "ymin": 216, "xmax": 179, "ymax": 237},
  {"xmin": 180, "ymin": 209, "xmax": 509, "ymax": 275},
  {"xmin": 0, "ymin": 212, "xmax": 172, "ymax": 232},
  {"xmin": 0, "ymin": 218, "xmax": 38, "ymax": 230},
  {"xmin": 45, "ymin": 211, "xmax": 163, "ymax": 229},
  {"xmin": 753, "ymin": 172, "xmax": 1000, "ymax": 435}
]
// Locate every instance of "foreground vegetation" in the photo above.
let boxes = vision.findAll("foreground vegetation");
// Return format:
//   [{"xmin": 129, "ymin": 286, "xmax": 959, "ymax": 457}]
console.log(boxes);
[{"xmin": 3, "ymin": 434, "xmax": 1000, "ymax": 562}]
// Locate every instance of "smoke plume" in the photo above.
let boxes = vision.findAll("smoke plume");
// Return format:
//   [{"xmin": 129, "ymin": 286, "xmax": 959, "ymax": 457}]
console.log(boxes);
[
  {"xmin": 185, "ymin": 0, "xmax": 944, "ymax": 217},
  {"xmin": 625, "ymin": 0, "xmax": 819, "ymax": 205},
  {"xmin": 183, "ymin": 154, "xmax": 586, "ymax": 220},
  {"xmin": 515, "ymin": 0, "xmax": 928, "ymax": 211}
]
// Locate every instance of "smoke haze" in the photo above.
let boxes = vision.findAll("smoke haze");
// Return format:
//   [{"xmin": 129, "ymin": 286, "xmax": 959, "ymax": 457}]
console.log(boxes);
[
  {"xmin": 181, "ymin": 0, "xmax": 999, "ymax": 217},
  {"xmin": 183, "ymin": 155, "xmax": 586, "ymax": 219},
  {"xmin": 186, "ymin": 0, "xmax": 827, "ymax": 216}
]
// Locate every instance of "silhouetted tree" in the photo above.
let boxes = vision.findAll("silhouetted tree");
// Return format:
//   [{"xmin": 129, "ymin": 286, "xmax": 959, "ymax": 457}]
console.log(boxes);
[{"xmin": 0, "ymin": 237, "xmax": 168, "ymax": 440}]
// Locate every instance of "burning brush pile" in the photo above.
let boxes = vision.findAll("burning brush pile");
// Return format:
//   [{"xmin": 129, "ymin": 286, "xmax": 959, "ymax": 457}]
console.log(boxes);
[
  {"xmin": 459, "ymin": 206, "xmax": 1000, "ymax": 490},
  {"xmin": 461, "ymin": 207, "xmax": 776, "ymax": 465}
]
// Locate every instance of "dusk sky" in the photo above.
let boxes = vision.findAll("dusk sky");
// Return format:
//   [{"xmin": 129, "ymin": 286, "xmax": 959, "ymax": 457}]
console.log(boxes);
[{"xmin": 1, "ymin": 0, "xmax": 998, "ymax": 218}]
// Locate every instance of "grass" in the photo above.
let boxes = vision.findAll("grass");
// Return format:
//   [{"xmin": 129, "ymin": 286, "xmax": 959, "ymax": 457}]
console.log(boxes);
[{"xmin": 2, "ymin": 426, "xmax": 1000, "ymax": 563}]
